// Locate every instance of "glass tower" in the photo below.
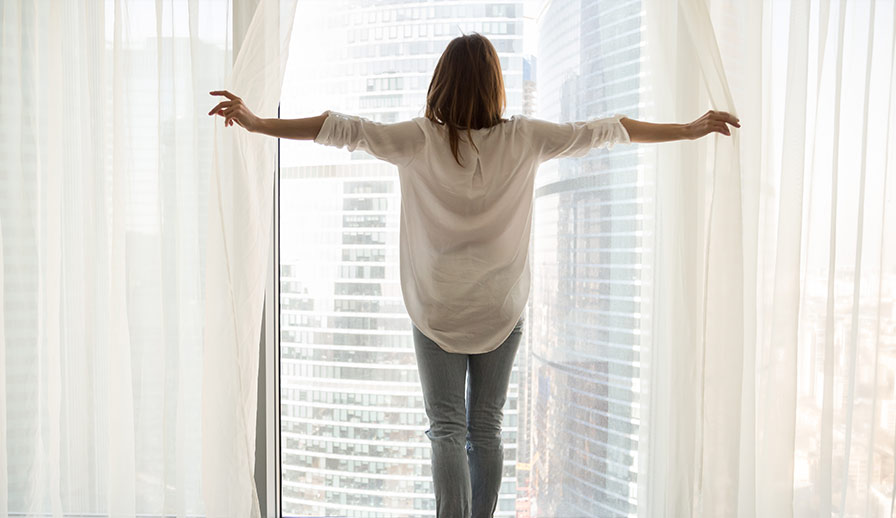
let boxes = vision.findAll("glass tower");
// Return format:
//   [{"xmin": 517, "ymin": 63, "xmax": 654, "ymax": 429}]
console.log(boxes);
[{"xmin": 524, "ymin": 0, "xmax": 648, "ymax": 516}]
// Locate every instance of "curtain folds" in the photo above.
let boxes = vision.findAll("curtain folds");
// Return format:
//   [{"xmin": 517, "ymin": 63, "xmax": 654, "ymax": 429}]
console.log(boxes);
[
  {"xmin": 641, "ymin": 0, "xmax": 896, "ymax": 516},
  {"xmin": 0, "ymin": 0, "xmax": 295, "ymax": 517},
  {"xmin": 201, "ymin": 1, "xmax": 296, "ymax": 517}
]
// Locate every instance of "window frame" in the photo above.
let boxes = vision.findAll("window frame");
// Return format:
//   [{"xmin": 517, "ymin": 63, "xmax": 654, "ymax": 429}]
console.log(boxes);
[{"xmin": 256, "ymin": 105, "xmax": 282, "ymax": 518}]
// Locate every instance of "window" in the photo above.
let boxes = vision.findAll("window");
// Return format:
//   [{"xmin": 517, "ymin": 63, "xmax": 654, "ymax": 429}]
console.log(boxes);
[{"xmin": 278, "ymin": 1, "xmax": 646, "ymax": 516}]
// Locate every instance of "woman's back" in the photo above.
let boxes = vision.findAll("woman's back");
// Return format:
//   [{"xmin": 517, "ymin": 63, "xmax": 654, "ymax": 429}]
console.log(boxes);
[{"xmin": 314, "ymin": 110, "xmax": 630, "ymax": 354}]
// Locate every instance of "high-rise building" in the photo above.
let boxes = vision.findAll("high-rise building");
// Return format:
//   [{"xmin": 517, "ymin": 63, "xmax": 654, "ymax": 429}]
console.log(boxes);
[
  {"xmin": 524, "ymin": 0, "xmax": 647, "ymax": 516},
  {"xmin": 522, "ymin": 54, "xmax": 537, "ymax": 116},
  {"xmin": 278, "ymin": 2, "xmax": 525, "ymax": 515}
]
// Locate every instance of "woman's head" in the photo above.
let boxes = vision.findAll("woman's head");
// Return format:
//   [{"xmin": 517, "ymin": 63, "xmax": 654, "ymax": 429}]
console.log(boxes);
[{"xmin": 425, "ymin": 33, "xmax": 506, "ymax": 166}]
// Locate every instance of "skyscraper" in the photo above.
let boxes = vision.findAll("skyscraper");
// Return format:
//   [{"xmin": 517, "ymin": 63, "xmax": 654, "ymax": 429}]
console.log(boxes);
[
  {"xmin": 525, "ymin": 0, "xmax": 647, "ymax": 516},
  {"xmin": 523, "ymin": 54, "xmax": 537, "ymax": 116},
  {"xmin": 279, "ymin": 2, "xmax": 525, "ymax": 515}
]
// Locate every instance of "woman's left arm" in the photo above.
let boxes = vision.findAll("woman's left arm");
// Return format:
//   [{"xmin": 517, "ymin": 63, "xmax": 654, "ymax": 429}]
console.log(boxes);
[{"xmin": 620, "ymin": 110, "xmax": 740, "ymax": 143}]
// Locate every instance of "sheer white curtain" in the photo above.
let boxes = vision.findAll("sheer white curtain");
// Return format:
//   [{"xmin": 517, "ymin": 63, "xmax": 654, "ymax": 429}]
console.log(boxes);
[
  {"xmin": 640, "ymin": 0, "xmax": 896, "ymax": 516},
  {"xmin": 201, "ymin": 0, "xmax": 296, "ymax": 517},
  {"xmin": 0, "ymin": 0, "xmax": 295, "ymax": 516}
]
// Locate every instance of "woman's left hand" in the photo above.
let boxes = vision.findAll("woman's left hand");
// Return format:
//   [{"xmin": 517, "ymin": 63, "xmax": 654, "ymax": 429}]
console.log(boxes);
[{"xmin": 208, "ymin": 90, "xmax": 260, "ymax": 131}]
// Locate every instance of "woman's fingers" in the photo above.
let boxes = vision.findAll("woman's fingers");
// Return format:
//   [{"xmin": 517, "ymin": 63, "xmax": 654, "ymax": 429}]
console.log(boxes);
[
  {"xmin": 689, "ymin": 110, "xmax": 740, "ymax": 139},
  {"xmin": 208, "ymin": 92, "xmax": 255, "ymax": 131},
  {"xmin": 715, "ymin": 111, "xmax": 740, "ymax": 127},
  {"xmin": 208, "ymin": 91, "xmax": 241, "ymax": 122},
  {"xmin": 209, "ymin": 90, "xmax": 239, "ymax": 101},
  {"xmin": 709, "ymin": 110, "xmax": 741, "ymax": 128},
  {"xmin": 208, "ymin": 100, "xmax": 235, "ymax": 116},
  {"xmin": 697, "ymin": 120, "xmax": 730, "ymax": 137}
]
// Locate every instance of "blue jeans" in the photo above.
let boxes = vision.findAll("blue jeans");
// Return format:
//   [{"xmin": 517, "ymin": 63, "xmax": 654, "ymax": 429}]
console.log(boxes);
[{"xmin": 412, "ymin": 318, "xmax": 523, "ymax": 518}]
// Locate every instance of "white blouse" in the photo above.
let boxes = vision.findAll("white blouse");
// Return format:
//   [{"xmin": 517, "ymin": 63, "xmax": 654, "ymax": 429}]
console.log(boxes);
[{"xmin": 314, "ymin": 110, "xmax": 630, "ymax": 354}]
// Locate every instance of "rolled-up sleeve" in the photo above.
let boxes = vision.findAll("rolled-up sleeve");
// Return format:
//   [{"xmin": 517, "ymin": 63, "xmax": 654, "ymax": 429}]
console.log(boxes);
[
  {"xmin": 313, "ymin": 110, "xmax": 424, "ymax": 166},
  {"xmin": 526, "ymin": 114, "xmax": 630, "ymax": 162}
]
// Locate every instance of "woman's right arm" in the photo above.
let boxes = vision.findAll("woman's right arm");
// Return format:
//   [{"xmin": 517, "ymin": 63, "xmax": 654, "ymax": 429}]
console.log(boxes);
[
  {"xmin": 209, "ymin": 90, "xmax": 424, "ymax": 166},
  {"xmin": 527, "ymin": 108, "xmax": 740, "ymax": 163},
  {"xmin": 208, "ymin": 90, "xmax": 327, "ymax": 140},
  {"xmin": 620, "ymin": 110, "xmax": 740, "ymax": 143}
]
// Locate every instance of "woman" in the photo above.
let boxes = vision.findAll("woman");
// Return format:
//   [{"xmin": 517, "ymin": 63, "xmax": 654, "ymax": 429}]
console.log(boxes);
[{"xmin": 210, "ymin": 32, "xmax": 738, "ymax": 518}]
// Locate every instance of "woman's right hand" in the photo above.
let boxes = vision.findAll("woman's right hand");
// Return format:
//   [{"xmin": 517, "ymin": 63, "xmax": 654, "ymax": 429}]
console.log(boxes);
[
  {"xmin": 685, "ymin": 110, "xmax": 740, "ymax": 139},
  {"xmin": 208, "ymin": 90, "xmax": 261, "ymax": 132}
]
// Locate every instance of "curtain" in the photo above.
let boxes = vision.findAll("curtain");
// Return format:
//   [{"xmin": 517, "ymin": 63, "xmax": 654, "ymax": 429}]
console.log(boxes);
[
  {"xmin": 640, "ymin": 0, "xmax": 896, "ymax": 516},
  {"xmin": 201, "ymin": 1, "xmax": 296, "ymax": 517},
  {"xmin": 0, "ymin": 0, "xmax": 295, "ymax": 517}
]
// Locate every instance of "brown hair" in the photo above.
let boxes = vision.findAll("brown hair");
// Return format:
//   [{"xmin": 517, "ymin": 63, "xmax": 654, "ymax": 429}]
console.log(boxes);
[{"xmin": 425, "ymin": 33, "xmax": 507, "ymax": 167}]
